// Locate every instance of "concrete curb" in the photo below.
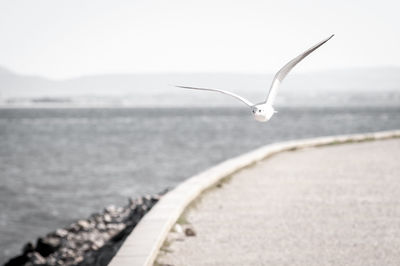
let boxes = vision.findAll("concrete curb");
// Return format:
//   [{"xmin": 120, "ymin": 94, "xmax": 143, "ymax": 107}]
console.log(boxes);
[{"xmin": 108, "ymin": 130, "xmax": 400, "ymax": 266}]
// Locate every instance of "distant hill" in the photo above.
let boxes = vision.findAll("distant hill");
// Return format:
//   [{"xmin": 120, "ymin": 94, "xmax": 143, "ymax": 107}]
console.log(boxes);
[{"xmin": 0, "ymin": 66, "xmax": 399, "ymax": 107}]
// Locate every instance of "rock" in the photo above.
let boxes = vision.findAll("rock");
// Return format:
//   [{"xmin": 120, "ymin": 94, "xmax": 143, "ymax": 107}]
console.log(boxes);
[
  {"xmin": 103, "ymin": 214, "xmax": 112, "ymax": 223},
  {"xmin": 143, "ymin": 194, "xmax": 152, "ymax": 203},
  {"xmin": 46, "ymin": 256, "xmax": 57, "ymax": 265},
  {"xmin": 75, "ymin": 255, "xmax": 84, "ymax": 264},
  {"xmin": 152, "ymin": 194, "xmax": 162, "ymax": 201},
  {"xmin": 136, "ymin": 197, "xmax": 143, "ymax": 206},
  {"xmin": 184, "ymin": 227, "xmax": 196, "ymax": 237},
  {"xmin": 81, "ymin": 242, "xmax": 91, "ymax": 251},
  {"xmin": 36, "ymin": 237, "xmax": 61, "ymax": 257},
  {"xmin": 4, "ymin": 254, "xmax": 29, "ymax": 266},
  {"xmin": 97, "ymin": 222, "xmax": 107, "ymax": 231},
  {"xmin": 106, "ymin": 223, "xmax": 125, "ymax": 231},
  {"xmin": 22, "ymin": 242, "xmax": 35, "ymax": 254},
  {"xmin": 77, "ymin": 220, "xmax": 90, "ymax": 230},
  {"xmin": 55, "ymin": 228, "xmax": 68, "ymax": 238},
  {"xmin": 105, "ymin": 205, "xmax": 117, "ymax": 214},
  {"xmin": 128, "ymin": 197, "xmax": 134, "ymax": 205},
  {"xmin": 64, "ymin": 248, "xmax": 75, "ymax": 257},
  {"xmin": 92, "ymin": 239, "xmax": 104, "ymax": 249},
  {"xmin": 27, "ymin": 252, "xmax": 46, "ymax": 265},
  {"xmin": 68, "ymin": 223, "xmax": 80, "ymax": 233}
]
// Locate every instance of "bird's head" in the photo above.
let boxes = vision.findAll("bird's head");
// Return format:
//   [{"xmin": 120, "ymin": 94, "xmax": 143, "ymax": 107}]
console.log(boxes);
[{"xmin": 252, "ymin": 104, "xmax": 276, "ymax": 122}]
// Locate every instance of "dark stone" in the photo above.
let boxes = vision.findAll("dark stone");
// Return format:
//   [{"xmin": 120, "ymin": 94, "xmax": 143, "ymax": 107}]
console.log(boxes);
[
  {"xmin": 4, "ymin": 254, "xmax": 29, "ymax": 266},
  {"xmin": 35, "ymin": 237, "xmax": 61, "ymax": 257},
  {"xmin": 184, "ymin": 227, "xmax": 196, "ymax": 237},
  {"xmin": 22, "ymin": 242, "xmax": 35, "ymax": 254}
]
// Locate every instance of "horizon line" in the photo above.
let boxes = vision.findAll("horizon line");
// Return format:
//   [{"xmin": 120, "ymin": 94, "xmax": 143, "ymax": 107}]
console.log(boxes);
[{"xmin": 1, "ymin": 65, "xmax": 400, "ymax": 82}]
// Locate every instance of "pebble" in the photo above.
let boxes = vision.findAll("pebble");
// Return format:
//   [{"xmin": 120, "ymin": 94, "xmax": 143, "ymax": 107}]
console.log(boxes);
[{"xmin": 184, "ymin": 227, "xmax": 196, "ymax": 237}]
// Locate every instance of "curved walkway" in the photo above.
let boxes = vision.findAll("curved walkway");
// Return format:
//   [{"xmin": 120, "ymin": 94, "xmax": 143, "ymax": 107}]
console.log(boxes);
[{"xmin": 157, "ymin": 138, "xmax": 400, "ymax": 265}]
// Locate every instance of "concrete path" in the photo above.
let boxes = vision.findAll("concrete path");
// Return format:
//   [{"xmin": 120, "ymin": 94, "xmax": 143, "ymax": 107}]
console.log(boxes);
[{"xmin": 157, "ymin": 139, "xmax": 400, "ymax": 266}]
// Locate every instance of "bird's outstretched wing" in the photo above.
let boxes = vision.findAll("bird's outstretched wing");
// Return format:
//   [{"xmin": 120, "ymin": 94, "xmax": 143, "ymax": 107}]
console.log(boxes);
[
  {"xmin": 176, "ymin": 86, "xmax": 254, "ymax": 107},
  {"xmin": 265, "ymin": 34, "xmax": 334, "ymax": 106}
]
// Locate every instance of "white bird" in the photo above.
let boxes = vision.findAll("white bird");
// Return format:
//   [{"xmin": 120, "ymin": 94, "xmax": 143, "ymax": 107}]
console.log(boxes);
[{"xmin": 177, "ymin": 35, "xmax": 334, "ymax": 122}]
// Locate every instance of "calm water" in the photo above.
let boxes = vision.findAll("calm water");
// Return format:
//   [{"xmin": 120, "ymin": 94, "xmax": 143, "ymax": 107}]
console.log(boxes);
[{"xmin": 1, "ymin": 106, "xmax": 400, "ymax": 262}]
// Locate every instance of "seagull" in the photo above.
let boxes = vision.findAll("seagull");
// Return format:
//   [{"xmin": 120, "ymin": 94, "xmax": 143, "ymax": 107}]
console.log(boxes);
[{"xmin": 177, "ymin": 34, "xmax": 334, "ymax": 122}]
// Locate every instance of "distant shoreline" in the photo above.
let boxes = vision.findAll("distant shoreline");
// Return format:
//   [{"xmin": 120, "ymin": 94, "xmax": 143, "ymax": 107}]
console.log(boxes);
[{"xmin": 1, "ymin": 104, "xmax": 400, "ymax": 109}]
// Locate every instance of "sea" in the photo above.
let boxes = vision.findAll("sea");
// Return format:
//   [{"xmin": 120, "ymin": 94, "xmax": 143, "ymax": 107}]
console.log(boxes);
[{"xmin": 1, "ymin": 106, "xmax": 400, "ymax": 263}]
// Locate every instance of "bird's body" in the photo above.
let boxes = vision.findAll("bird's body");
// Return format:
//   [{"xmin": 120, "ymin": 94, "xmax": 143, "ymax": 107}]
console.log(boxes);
[{"xmin": 177, "ymin": 35, "xmax": 334, "ymax": 122}]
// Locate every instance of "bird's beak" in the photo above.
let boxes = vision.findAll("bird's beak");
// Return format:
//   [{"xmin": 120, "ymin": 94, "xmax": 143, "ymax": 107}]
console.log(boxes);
[{"xmin": 274, "ymin": 111, "xmax": 278, "ymax": 114}]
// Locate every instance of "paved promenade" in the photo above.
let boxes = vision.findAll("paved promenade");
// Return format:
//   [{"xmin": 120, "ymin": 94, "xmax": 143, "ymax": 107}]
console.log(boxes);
[{"xmin": 157, "ymin": 139, "xmax": 400, "ymax": 266}]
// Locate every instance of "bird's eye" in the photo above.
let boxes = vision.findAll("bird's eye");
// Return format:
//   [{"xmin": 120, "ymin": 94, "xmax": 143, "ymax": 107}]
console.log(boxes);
[{"xmin": 259, "ymin": 110, "xmax": 261, "ymax": 112}]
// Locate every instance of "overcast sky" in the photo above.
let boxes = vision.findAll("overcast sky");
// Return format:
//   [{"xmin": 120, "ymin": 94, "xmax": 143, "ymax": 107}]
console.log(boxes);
[{"xmin": 0, "ymin": 0, "xmax": 399, "ymax": 79}]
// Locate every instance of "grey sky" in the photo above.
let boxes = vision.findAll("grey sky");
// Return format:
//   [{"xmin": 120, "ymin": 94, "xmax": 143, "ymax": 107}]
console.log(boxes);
[{"xmin": 0, "ymin": 0, "xmax": 399, "ymax": 79}]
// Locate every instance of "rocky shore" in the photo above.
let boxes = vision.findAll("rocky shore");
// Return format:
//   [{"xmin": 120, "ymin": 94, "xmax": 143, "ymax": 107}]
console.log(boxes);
[{"xmin": 4, "ymin": 191, "xmax": 167, "ymax": 266}]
